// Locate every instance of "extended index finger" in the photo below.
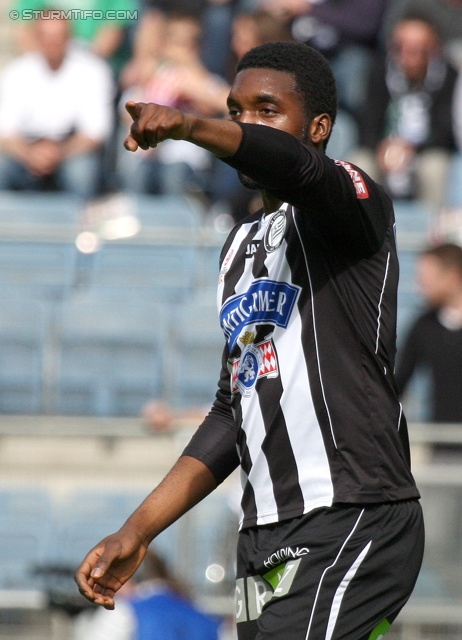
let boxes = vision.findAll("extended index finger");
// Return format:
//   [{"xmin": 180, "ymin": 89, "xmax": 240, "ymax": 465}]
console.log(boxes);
[
  {"xmin": 124, "ymin": 101, "xmax": 150, "ymax": 151},
  {"xmin": 125, "ymin": 100, "xmax": 142, "ymax": 121}
]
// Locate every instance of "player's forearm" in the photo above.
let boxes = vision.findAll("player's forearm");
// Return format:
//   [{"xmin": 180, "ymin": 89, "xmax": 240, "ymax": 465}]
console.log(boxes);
[
  {"xmin": 184, "ymin": 114, "xmax": 243, "ymax": 158},
  {"xmin": 119, "ymin": 455, "xmax": 218, "ymax": 546}
]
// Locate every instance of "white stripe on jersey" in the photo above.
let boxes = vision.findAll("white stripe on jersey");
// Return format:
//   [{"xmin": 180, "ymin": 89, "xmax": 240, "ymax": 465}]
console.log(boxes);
[
  {"xmin": 292, "ymin": 209, "xmax": 338, "ymax": 449},
  {"xmin": 217, "ymin": 219, "xmax": 264, "ymax": 311},
  {"xmin": 240, "ymin": 393, "xmax": 279, "ymax": 526},
  {"xmin": 220, "ymin": 205, "xmax": 335, "ymax": 528},
  {"xmin": 276, "ymin": 313, "xmax": 334, "ymax": 513},
  {"xmin": 375, "ymin": 251, "xmax": 391, "ymax": 354}
]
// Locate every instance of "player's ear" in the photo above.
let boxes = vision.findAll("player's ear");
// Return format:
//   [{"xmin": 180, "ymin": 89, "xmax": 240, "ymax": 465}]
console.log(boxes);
[{"xmin": 308, "ymin": 114, "xmax": 332, "ymax": 147}]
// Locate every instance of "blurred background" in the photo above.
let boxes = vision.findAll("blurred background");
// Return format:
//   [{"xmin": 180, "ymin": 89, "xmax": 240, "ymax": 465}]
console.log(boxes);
[{"xmin": 1, "ymin": 0, "xmax": 462, "ymax": 638}]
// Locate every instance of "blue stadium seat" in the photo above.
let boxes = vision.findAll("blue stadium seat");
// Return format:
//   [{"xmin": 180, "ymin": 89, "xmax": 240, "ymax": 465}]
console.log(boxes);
[
  {"xmin": 0, "ymin": 297, "xmax": 50, "ymax": 413},
  {"xmin": 55, "ymin": 291, "xmax": 168, "ymax": 416},
  {"xmin": 0, "ymin": 488, "xmax": 53, "ymax": 589},
  {"xmin": 0, "ymin": 192, "xmax": 82, "ymax": 299},
  {"xmin": 166, "ymin": 298, "xmax": 225, "ymax": 409},
  {"xmin": 133, "ymin": 194, "xmax": 204, "ymax": 230},
  {"xmin": 0, "ymin": 191, "xmax": 83, "ymax": 226},
  {"xmin": 0, "ymin": 240, "xmax": 78, "ymax": 300},
  {"xmin": 393, "ymin": 198, "xmax": 434, "ymax": 247},
  {"xmin": 87, "ymin": 242, "xmax": 197, "ymax": 301},
  {"xmin": 48, "ymin": 489, "xmax": 153, "ymax": 569},
  {"xmin": 176, "ymin": 491, "xmax": 238, "ymax": 593},
  {"xmin": 79, "ymin": 194, "xmax": 204, "ymax": 301}
]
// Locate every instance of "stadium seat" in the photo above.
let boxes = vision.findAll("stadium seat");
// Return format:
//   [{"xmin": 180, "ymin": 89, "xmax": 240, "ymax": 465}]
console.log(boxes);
[
  {"xmin": 165, "ymin": 298, "xmax": 225, "ymax": 409},
  {"xmin": 0, "ymin": 297, "xmax": 50, "ymax": 413},
  {"xmin": 0, "ymin": 191, "xmax": 83, "ymax": 226},
  {"xmin": 0, "ymin": 488, "xmax": 53, "ymax": 589},
  {"xmin": 54, "ymin": 290, "xmax": 168, "ymax": 416}
]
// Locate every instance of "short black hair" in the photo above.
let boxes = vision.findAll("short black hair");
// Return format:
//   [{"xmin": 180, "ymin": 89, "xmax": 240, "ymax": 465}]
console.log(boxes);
[{"xmin": 236, "ymin": 41, "xmax": 338, "ymax": 128}]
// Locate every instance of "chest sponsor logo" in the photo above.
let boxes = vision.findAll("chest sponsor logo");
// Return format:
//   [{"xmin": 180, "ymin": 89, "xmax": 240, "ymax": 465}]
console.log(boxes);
[
  {"xmin": 335, "ymin": 159, "xmax": 369, "ymax": 199},
  {"xmin": 220, "ymin": 279, "xmax": 299, "ymax": 349},
  {"xmin": 231, "ymin": 334, "xmax": 278, "ymax": 396},
  {"xmin": 264, "ymin": 209, "xmax": 286, "ymax": 252}
]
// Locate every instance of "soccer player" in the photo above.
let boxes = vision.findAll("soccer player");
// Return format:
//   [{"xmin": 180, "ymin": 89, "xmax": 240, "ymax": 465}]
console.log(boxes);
[{"xmin": 75, "ymin": 41, "xmax": 424, "ymax": 640}]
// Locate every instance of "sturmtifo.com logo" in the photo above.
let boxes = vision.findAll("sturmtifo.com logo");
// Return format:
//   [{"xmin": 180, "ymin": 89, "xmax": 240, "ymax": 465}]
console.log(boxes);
[{"xmin": 10, "ymin": 9, "xmax": 138, "ymax": 20}]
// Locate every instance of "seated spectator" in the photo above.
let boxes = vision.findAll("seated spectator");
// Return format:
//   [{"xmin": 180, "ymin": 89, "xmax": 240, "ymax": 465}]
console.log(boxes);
[
  {"xmin": 396, "ymin": 243, "xmax": 462, "ymax": 456},
  {"xmin": 351, "ymin": 13, "xmax": 459, "ymax": 209},
  {"xmin": 72, "ymin": 548, "xmax": 221, "ymax": 640},
  {"xmin": 136, "ymin": 0, "xmax": 238, "ymax": 80},
  {"xmin": 253, "ymin": 0, "xmax": 388, "ymax": 116},
  {"xmin": 447, "ymin": 67, "xmax": 462, "ymax": 206},
  {"xmin": 117, "ymin": 13, "xmax": 230, "ymax": 198},
  {"xmin": 383, "ymin": 0, "xmax": 462, "ymax": 70},
  {"xmin": 11, "ymin": 0, "xmax": 137, "ymax": 76},
  {"xmin": 0, "ymin": 13, "xmax": 114, "ymax": 200}
]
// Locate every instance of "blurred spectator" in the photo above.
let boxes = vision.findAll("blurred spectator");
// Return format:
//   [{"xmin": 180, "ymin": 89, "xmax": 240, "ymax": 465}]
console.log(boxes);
[
  {"xmin": 206, "ymin": 8, "xmax": 293, "ymax": 221},
  {"xmin": 72, "ymin": 548, "xmax": 221, "ymax": 640},
  {"xmin": 351, "ymin": 13, "xmax": 459, "ymax": 209},
  {"xmin": 454, "ymin": 71, "xmax": 462, "ymax": 150},
  {"xmin": 117, "ymin": 13, "xmax": 230, "ymax": 198},
  {"xmin": 228, "ymin": 8, "xmax": 292, "ymax": 72},
  {"xmin": 447, "ymin": 68, "xmax": 462, "ymax": 206},
  {"xmin": 136, "ymin": 0, "xmax": 238, "ymax": 80},
  {"xmin": 11, "ymin": 0, "xmax": 137, "ymax": 76},
  {"xmin": 383, "ymin": 0, "xmax": 462, "ymax": 70},
  {"xmin": 0, "ymin": 14, "xmax": 114, "ymax": 199},
  {"xmin": 252, "ymin": 0, "xmax": 388, "ymax": 116},
  {"xmin": 396, "ymin": 243, "xmax": 462, "ymax": 432}
]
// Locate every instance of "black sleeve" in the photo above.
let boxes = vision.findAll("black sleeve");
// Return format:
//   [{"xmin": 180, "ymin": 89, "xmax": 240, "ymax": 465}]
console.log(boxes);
[
  {"xmin": 223, "ymin": 123, "xmax": 390, "ymax": 258},
  {"xmin": 181, "ymin": 347, "xmax": 240, "ymax": 484}
]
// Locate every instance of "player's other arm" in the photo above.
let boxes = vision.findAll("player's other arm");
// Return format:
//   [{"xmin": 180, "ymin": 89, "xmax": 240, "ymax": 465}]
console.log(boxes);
[{"xmin": 75, "ymin": 455, "xmax": 217, "ymax": 610}]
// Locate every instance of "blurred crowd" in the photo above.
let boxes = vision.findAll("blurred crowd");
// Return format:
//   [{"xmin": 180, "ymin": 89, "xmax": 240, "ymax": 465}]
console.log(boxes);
[{"xmin": 1, "ymin": 0, "xmax": 462, "ymax": 222}]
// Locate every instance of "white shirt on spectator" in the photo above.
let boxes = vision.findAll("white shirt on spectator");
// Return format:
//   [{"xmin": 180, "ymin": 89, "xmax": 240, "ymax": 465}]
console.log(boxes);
[{"xmin": 0, "ymin": 43, "xmax": 114, "ymax": 142}]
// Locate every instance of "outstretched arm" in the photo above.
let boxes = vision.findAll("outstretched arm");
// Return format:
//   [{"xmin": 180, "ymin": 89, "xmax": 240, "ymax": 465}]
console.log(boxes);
[
  {"xmin": 75, "ymin": 455, "xmax": 217, "ymax": 610},
  {"xmin": 123, "ymin": 101, "xmax": 242, "ymax": 158}
]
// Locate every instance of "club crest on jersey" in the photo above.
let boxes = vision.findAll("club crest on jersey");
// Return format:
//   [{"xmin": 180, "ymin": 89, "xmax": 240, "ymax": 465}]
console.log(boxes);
[
  {"xmin": 232, "ymin": 333, "xmax": 279, "ymax": 396},
  {"xmin": 264, "ymin": 209, "xmax": 286, "ymax": 252}
]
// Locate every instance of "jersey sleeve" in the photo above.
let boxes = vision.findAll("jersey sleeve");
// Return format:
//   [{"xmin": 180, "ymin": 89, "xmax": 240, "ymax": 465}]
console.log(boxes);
[
  {"xmin": 181, "ymin": 346, "xmax": 240, "ymax": 484},
  {"xmin": 222, "ymin": 123, "xmax": 391, "ymax": 259}
]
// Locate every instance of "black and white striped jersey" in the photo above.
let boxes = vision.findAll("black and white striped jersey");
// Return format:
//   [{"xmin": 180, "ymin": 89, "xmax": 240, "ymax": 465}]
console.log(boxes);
[{"xmin": 183, "ymin": 123, "xmax": 420, "ymax": 530}]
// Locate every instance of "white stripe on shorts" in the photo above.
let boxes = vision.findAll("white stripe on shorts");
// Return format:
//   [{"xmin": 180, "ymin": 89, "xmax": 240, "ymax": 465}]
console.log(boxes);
[
  {"xmin": 325, "ymin": 540, "xmax": 372, "ymax": 640},
  {"xmin": 305, "ymin": 508, "xmax": 365, "ymax": 640}
]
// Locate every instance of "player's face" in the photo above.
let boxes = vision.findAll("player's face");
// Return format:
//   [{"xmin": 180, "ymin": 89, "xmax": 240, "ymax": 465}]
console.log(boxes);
[
  {"xmin": 227, "ymin": 68, "xmax": 309, "ymax": 190},
  {"xmin": 227, "ymin": 68, "xmax": 308, "ymax": 139}
]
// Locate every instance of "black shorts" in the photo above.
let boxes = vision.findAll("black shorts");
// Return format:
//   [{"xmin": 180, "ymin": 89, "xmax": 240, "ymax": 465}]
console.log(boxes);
[{"xmin": 235, "ymin": 500, "xmax": 424, "ymax": 640}]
